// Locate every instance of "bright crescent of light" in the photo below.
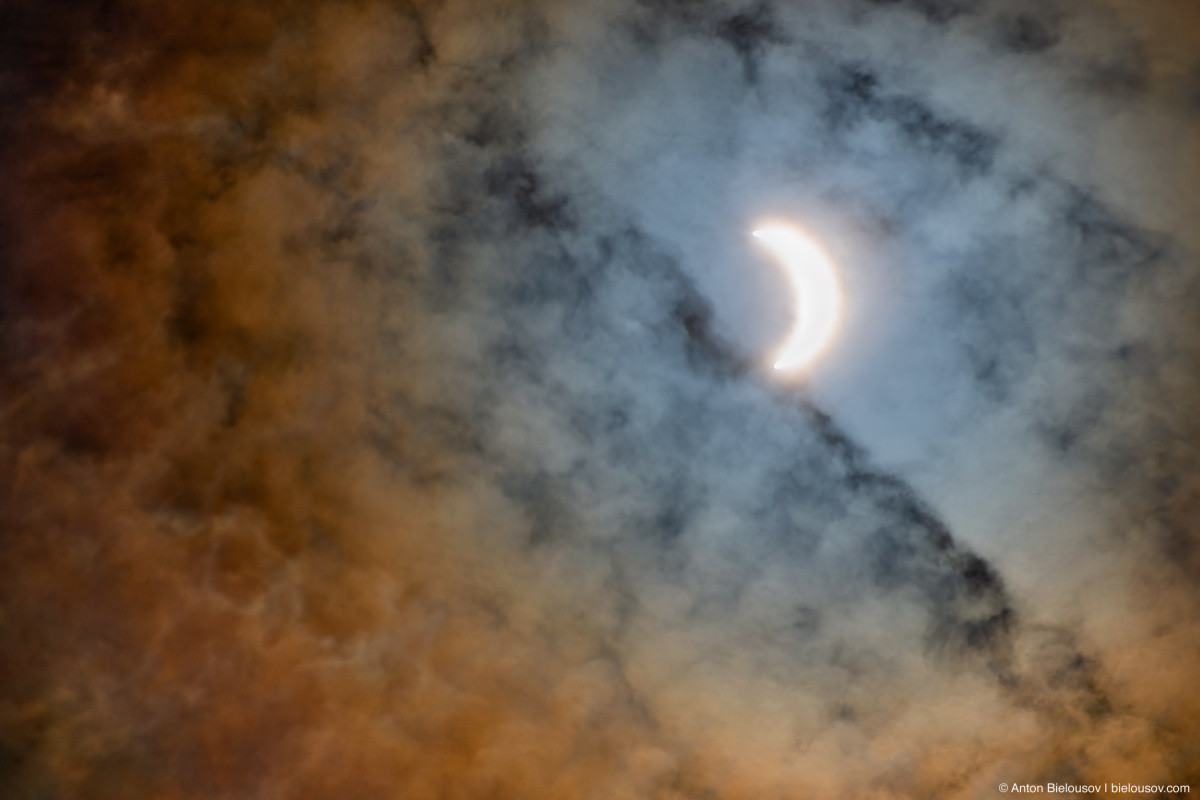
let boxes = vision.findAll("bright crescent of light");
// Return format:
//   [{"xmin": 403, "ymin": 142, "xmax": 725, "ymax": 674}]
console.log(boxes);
[{"xmin": 752, "ymin": 225, "xmax": 841, "ymax": 372}]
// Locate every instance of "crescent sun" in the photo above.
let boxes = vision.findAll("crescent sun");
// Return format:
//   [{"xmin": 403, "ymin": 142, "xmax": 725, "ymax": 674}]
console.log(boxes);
[{"xmin": 752, "ymin": 225, "xmax": 842, "ymax": 372}]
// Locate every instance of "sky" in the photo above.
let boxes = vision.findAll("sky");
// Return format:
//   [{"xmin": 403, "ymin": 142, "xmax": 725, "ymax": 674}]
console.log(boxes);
[{"xmin": 1, "ymin": 0, "xmax": 1199, "ymax": 797}]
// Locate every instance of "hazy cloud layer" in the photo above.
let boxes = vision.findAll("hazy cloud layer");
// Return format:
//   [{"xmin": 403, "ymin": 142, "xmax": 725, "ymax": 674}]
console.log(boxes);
[{"xmin": 2, "ymin": 0, "xmax": 1198, "ymax": 797}]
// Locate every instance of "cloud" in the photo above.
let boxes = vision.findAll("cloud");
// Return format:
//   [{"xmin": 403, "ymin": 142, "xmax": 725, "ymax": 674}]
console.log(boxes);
[{"xmin": 1, "ymin": 0, "xmax": 1198, "ymax": 797}]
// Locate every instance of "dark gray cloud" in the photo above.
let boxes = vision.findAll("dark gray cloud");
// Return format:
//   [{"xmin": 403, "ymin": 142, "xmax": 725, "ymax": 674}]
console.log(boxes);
[{"xmin": 2, "ymin": 0, "xmax": 1199, "ymax": 797}]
